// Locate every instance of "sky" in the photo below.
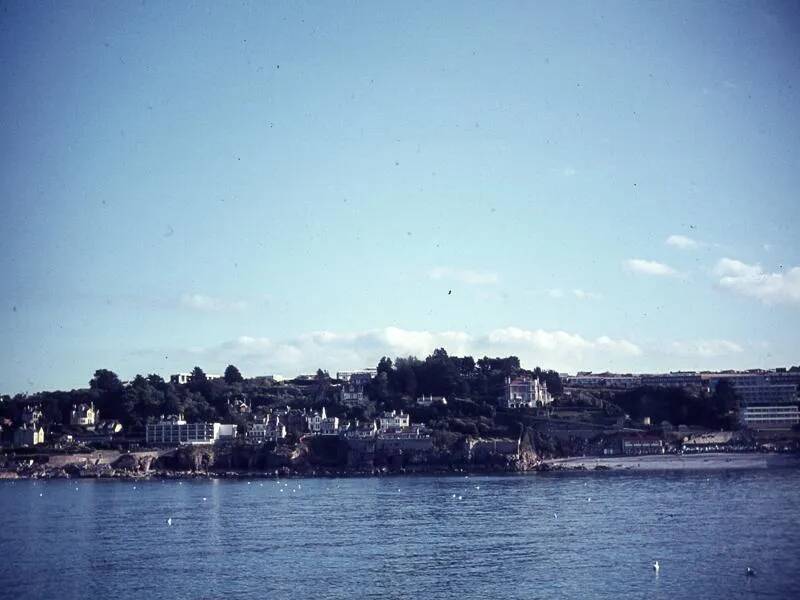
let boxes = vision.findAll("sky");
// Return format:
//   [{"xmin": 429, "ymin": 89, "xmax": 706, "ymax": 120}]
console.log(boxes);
[{"xmin": 1, "ymin": 1, "xmax": 799, "ymax": 393}]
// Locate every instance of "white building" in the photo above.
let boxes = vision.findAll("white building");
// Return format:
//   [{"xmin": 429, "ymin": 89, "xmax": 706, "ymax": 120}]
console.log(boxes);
[
  {"xmin": 378, "ymin": 410, "xmax": 410, "ymax": 432},
  {"xmin": 145, "ymin": 416, "xmax": 236, "ymax": 445},
  {"xmin": 706, "ymin": 373, "xmax": 799, "ymax": 430},
  {"xmin": 307, "ymin": 407, "xmax": 340, "ymax": 435},
  {"xmin": 170, "ymin": 372, "xmax": 222, "ymax": 385},
  {"xmin": 503, "ymin": 376, "xmax": 552, "ymax": 409},
  {"xmin": 246, "ymin": 415, "xmax": 287, "ymax": 443},
  {"xmin": 13, "ymin": 423, "xmax": 44, "ymax": 447},
  {"xmin": 740, "ymin": 405, "xmax": 800, "ymax": 430},
  {"xmin": 70, "ymin": 402, "xmax": 98, "ymax": 427},
  {"xmin": 416, "ymin": 395, "xmax": 447, "ymax": 407},
  {"xmin": 340, "ymin": 383, "xmax": 369, "ymax": 407}
]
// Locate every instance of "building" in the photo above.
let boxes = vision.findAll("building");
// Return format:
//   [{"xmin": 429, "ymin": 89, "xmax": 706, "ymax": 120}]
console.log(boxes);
[
  {"xmin": 13, "ymin": 423, "xmax": 45, "ymax": 447},
  {"xmin": 564, "ymin": 374, "xmax": 642, "ymax": 389},
  {"xmin": 340, "ymin": 383, "xmax": 369, "ymax": 407},
  {"xmin": 336, "ymin": 370, "xmax": 376, "ymax": 384},
  {"xmin": 145, "ymin": 415, "xmax": 236, "ymax": 445},
  {"xmin": 246, "ymin": 414, "xmax": 287, "ymax": 443},
  {"xmin": 70, "ymin": 402, "xmax": 98, "ymax": 427},
  {"xmin": 640, "ymin": 372, "xmax": 703, "ymax": 388},
  {"xmin": 739, "ymin": 405, "xmax": 800, "ymax": 430},
  {"xmin": 21, "ymin": 404, "xmax": 43, "ymax": 425},
  {"xmin": 378, "ymin": 410, "xmax": 410, "ymax": 432},
  {"xmin": 170, "ymin": 372, "xmax": 223, "ymax": 385},
  {"xmin": 307, "ymin": 407, "xmax": 340, "ymax": 435},
  {"xmin": 416, "ymin": 395, "xmax": 447, "ymax": 407},
  {"xmin": 503, "ymin": 376, "xmax": 552, "ymax": 409},
  {"xmin": 704, "ymin": 373, "xmax": 799, "ymax": 430}
]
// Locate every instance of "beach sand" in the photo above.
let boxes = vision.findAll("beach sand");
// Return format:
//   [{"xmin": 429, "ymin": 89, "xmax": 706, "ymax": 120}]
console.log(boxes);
[{"xmin": 545, "ymin": 452, "xmax": 800, "ymax": 471}]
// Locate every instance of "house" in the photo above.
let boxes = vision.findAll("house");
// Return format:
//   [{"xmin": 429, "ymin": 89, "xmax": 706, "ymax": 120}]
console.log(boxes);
[
  {"xmin": 378, "ymin": 410, "xmax": 410, "ymax": 432},
  {"xmin": 503, "ymin": 376, "xmax": 552, "ymax": 409},
  {"xmin": 21, "ymin": 404, "xmax": 43, "ymax": 425},
  {"xmin": 416, "ymin": 395, "xmax": 447, "ymax": 407},
  {"xmin": 246, "ymin": 414, "xmax": 287, "ymax": 443},
  {"xmin": 13, "ymin": 423, "xmax": 44, "ymax": 447},
  {"xmin": 227, "ymin": 396, "xmax": 251, "ymax": 414},
  {"xmin": 71, "ymin": 402, "xmax": 98, "ymax": 427},
  {"xmin": 307, "ymin": 407, "xmax": 340, "ymax": 435},
  {"xmin": 342, "ymin": 419, "xmax": 378, "ymax": 439}
]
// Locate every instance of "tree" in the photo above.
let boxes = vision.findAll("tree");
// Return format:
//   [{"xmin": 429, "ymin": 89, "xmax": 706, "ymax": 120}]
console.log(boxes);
[
  {"xmin": 224, "ymin": 364, "xmax": 244, "ymax": 384},
  {"xmin": 90, "ymin": 369, "xmax": 123, "ymax": 393},
  {"xmin": 189, "ymin": 366, "xmax": 211, "ymax": 398}
]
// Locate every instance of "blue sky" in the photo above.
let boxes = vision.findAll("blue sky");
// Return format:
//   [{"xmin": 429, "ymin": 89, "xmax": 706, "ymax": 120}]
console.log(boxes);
[{"xmin": 2, "ymin": 1, "xmax": 799, "ymax": 393}]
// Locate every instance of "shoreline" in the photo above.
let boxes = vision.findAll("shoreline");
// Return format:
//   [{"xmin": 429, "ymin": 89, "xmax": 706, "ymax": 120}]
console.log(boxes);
[
  {"xmin": 543, "ymin": 452, "xmax": 800, "ymax": 472},
  {"xmin": 2, "ymin": 451, "xmax": 799, "ymax": 481}
]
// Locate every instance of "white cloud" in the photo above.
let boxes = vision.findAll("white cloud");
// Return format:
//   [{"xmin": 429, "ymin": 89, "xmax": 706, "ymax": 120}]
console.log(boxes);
[
  {"xmin": 428, "ymin": 267, "xmax": 499, "ymax": 285},
  {"xmin": 624, "ymin": 258, "xmax": 679, "ymax": 277},
  {"xmin": 572, "ymin": 289, "xmax": 601, "ymax": 300},
  {"xmin": 665, "ymin": 234, "xmax": 700, "ymax": 250},
  {"xmin": 667, "ymin": 339, "xmax": 744, "ymax": 358},
  {"xmin": 543, "ymin": 288, "xmax": 599, "ymax": 300},
  {"xmin": 180, "ymin": 293, "xmax": 247, "ymax": 313},
  {"xmin": 714, "ymin": 258, "xmax": 800, "ymax": 305},
  {"xmin": 181, "ymin": 326, "xmax": 642, "ymax": 376}
]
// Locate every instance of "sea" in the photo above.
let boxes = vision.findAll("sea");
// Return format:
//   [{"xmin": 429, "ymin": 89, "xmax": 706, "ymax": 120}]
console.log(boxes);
[{"xmin": 1, "ymin": 470, "xmax": 798, "ymax": 599}]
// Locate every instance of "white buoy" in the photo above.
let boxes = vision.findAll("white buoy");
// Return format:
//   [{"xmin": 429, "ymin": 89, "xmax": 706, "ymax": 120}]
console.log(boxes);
[
  {"xmin": 745, "ymin": 567, "xmax": 756, "ymax": 577},
  {"xmin": 202, "ymin": 497, "xmax": 207, "ymax": 501},
  {"xmin": 167, "ymin": 517, "xmax": 172, "ymax": 526},
  {"xmin": 653, "ymin": 560, "xmax": 660, "ymax": 573},
  {"xmin": 458, "ymin": 495, "xmax": 463, "ymax": 500},
  {"xmin": 554, "ymin": 513, "xmax": 558, "ymax": 519}
]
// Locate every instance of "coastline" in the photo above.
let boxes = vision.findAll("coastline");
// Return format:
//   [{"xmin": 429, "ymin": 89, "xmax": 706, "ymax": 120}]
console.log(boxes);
[
  {"xmin": 543, "ymin": 452, "xmax": 800, "ymax": 472},
  {"xmin": 3, "ymin": 451, "xmax": 799, "ymax": 481}
]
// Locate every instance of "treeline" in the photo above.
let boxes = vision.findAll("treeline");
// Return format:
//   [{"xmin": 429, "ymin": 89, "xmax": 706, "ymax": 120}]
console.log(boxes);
[
  {"xmin": 610, "ymin": 380, "xmax": 741, "ymax": 430},
  {"xmin": 367, "ymin": 349, "xmax": 562, "ymax": 404},
  {"xmin": 0, "ymin": 350, "xmax": 563, "ymax": 430}
]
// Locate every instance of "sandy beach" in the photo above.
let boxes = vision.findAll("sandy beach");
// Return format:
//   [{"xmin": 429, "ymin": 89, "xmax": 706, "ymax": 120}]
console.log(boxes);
[{"xmin": 545, "ymin": 452, "xmax": 800, "ymax": 471}]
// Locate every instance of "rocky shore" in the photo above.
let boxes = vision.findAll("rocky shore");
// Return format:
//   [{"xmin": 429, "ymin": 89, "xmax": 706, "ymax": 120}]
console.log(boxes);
[{"xmin": 3, "ymin": 449, "xmax": 798, "ymax": 480}]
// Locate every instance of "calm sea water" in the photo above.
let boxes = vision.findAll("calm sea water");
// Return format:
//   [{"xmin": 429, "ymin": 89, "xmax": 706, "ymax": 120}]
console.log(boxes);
[{"xmin": 1, "ymin": 470, "xmax": 799, "ymax": 599}]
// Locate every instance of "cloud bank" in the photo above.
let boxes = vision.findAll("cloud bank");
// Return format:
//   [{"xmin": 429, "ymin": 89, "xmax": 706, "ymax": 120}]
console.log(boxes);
[
  {"xmin": 180, "ymin": 326, "xmax": 642, "ymax": 376},
  {"xmin": 714, "ymin": 258, "xmax": 800, "ymax": 306}
]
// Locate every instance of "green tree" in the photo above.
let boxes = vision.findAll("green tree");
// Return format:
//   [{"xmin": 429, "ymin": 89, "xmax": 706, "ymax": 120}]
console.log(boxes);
[
  {"xmin": 90, "ymin": 369, "xmax": 123, "ymax": 393},
  {"xmin": 224, "ymin": 364, "xmax": 244, "ymax": 384}
]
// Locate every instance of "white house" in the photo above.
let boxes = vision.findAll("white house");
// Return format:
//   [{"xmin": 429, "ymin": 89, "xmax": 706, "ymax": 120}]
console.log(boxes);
[
  {"xmin": 13, "ymin": 423, "xmax": 44, "ymax": 447},
  {"xmin": 71, "ymin": 402, "xmax": 98, "ymax": 427},
  {"xmin": 503, "ymin": 376, "xmax": 552, "ymax": 409},
  {"xmin": 307, "ymin": 407, "xmax": 340, "ymax": 435},
  {"xmin": 378, "ymin": 410, "xmax": 410, "ymax": 432}
]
